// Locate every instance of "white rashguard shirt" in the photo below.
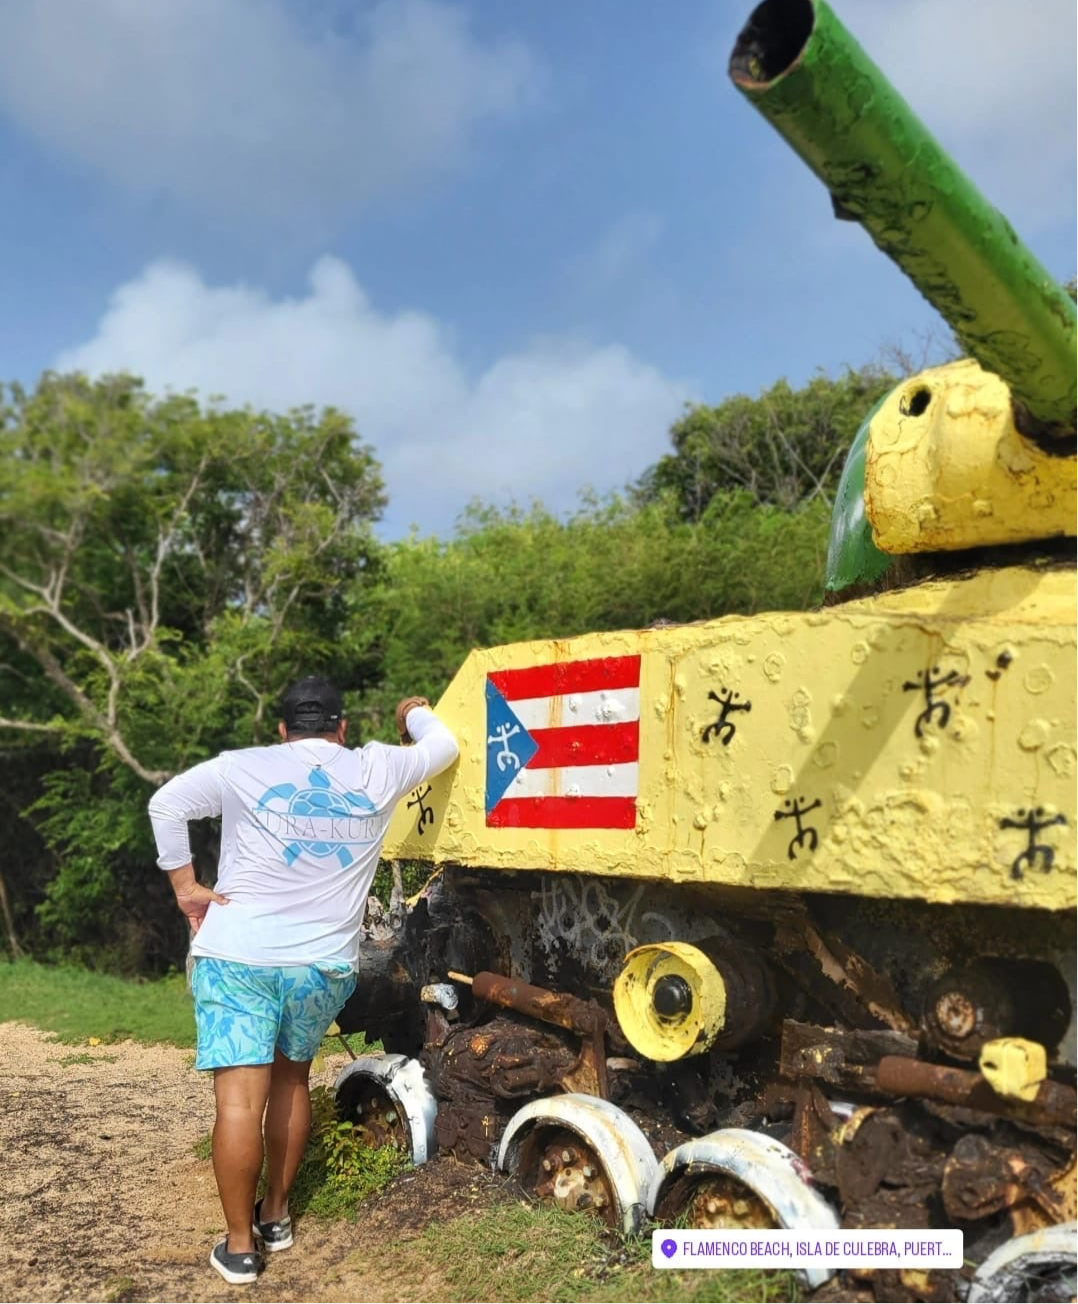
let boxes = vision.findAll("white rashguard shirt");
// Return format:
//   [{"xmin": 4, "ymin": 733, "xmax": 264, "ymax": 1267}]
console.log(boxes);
[{"xmin": 147, "ymin": 707, "xmax": 457, "ymax": 972}]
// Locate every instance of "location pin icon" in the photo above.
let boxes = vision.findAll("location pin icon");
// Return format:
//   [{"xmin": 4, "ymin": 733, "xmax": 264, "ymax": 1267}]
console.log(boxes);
[{"xmin": 661, "ymin": 1239, "xmax": 677, "ymax": 1259}]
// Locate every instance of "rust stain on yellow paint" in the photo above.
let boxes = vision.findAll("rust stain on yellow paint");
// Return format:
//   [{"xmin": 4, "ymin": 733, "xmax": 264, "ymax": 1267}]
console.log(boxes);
[{"xmin": 384, "ymin": 567, "xmax": 1075, "ymax": 912}]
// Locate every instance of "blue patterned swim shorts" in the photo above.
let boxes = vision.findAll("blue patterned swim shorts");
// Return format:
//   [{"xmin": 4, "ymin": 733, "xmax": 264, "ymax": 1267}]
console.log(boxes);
[{"xmin": 191, "ymin": 957, "xmax": 357, "ymax": 1070}]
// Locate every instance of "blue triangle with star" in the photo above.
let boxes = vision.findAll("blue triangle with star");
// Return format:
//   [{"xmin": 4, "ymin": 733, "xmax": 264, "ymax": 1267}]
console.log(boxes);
[{"xmin": 485, "ymin": 679, "xmax": 538, "ymax": 813}]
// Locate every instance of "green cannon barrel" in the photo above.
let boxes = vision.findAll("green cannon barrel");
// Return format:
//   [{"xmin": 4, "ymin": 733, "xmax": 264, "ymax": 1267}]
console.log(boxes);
[{"xmin": 729, "ymin": 0, "xmax": 1076, "ymax": 437}]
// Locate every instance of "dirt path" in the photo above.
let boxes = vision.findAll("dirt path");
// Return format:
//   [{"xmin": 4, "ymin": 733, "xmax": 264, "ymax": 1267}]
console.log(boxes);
[{"xmin": 0, "ymin": 1022, "xmax": 502, "ymax": 1303}]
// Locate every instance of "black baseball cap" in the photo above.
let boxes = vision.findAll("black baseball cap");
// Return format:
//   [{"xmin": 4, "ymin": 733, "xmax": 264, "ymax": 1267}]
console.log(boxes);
[{"xmin": 280, "ymin": 676, "xmax": 344, "ymax": 734}]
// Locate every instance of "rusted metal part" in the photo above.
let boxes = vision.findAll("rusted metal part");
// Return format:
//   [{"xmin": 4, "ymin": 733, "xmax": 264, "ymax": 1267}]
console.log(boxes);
[
  {"xmin": 471, "ymin": 971, "xmax": 600, "ymax": 1036},
  {"xmin": 499, "ymin": 1095, "xmax": 658, "ymax": 1235},
  {"xmin": 335, "ymin": 1054, "xmax": 439, "ymax": 1164},
  {"xmin": 917, "ymin": 964, "xmax": 1063, "ymax": 1064},
  {"xmin": 433, "ymin": 1099, "xmax": 500, "ymax": 1163},
  {"xmin": 833, "ymin": 1107, "xmax": 950, "ymax": 1217},
  {"xmin": 802, "ymin": 925, "xmax": 916, "ymax": 1035},
  {"xmin": 648, "ymin": 1130, "xmax": 840, "ymax": 1290},
  {"xmin": 780, "ymin": 1019, "xmax": 918, "ymax": 1092},
  {"xmin": 869, "ymin": 1267, "xmax": 965, "ymax": 1303},
  {"xmin": 528, "ymin": 1129, "xmax": 616, "ymax": 1223},
  {"xmin": 336, "ymin": 1077, "xmax": 410, "ymax": 1151},
  {"xmin": 470, "ymin": 970, "xmax": 609, "ymax": 1099},
  {"xmin": 941, "ymin": 1133, "xmax": 1073, "ymax": 1224},
  {"xmin": 1009, "ymin": 1154, "xmax": 1077, "ymax": 1236},
  {"xmin": 425, "ymin": 1013, "xmax": 578, "ymax": 1102},
  {"xmin": 702, "ymin": 936, "xmax": 778, "ymax": 1049},
  {"xmin": 788, "ymin": 1082, "xmax": 844, "ymax": 1185},
  {"xmin": 774, "ymin": 922, "xmax": 912, "ymax": 1033},
  {"xmin": 423, "ymin": 1010, "xmax": 582, "ymax": 1161},
  {"xmin": 876, "ymin": 1056, "xmax": 1077, "ymax": 1128},
  {"xmin": 657, "ymin": 1171, "xmax": 775, "ymax": 1230}
]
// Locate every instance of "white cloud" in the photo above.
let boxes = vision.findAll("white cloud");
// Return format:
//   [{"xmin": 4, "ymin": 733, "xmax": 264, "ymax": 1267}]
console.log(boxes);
[
  {"xmin": 0, "ymin": 0, "xmax": 539, "ymax": 222},
  {"xmin": 54, "ymin": 258, "xmax": 690, "ymax": 536},
  {"xmin": 806, "ymin": 0, "xmax": 1075, "ymax": 230}
]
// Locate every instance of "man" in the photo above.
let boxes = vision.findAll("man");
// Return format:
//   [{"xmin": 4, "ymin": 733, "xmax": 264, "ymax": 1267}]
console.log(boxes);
[{"xmin": 148, "ymin": 676, "xmax": 457, "ymax": 1285}]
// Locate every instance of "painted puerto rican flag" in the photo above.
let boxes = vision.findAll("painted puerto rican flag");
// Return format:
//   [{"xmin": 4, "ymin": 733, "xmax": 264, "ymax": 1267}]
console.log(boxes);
[{"xmin": 484, "ymin": 655, "xmax": 640, "ymax": 829}]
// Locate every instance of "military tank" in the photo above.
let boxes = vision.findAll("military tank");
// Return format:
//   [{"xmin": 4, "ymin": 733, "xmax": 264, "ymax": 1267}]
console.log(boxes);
[{"xmin": 335, "ymin": 1, "xmax": 1076, "ymax": 1297}]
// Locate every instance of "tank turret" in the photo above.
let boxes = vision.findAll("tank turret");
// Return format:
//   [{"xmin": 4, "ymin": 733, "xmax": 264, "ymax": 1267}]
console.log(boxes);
[{"xmin": 729, "ymin": 0, "xmax": 1077, "ymax": 593}]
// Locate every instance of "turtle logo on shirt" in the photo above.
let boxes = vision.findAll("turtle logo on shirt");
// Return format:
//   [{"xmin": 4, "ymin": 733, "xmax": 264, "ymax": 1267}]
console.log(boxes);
[{"xmin": 255, "ymin": 768, "xmax": 379, "ymax": 868}]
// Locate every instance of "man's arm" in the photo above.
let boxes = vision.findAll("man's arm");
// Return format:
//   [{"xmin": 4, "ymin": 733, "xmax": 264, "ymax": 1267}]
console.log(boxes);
[
  {"xmin": 148, "ymin": 759, "xmax": 229, "ymax": 932},
  {"xmin": 392, "ymin": 699, "xmax": 459, "ymax": 795}
]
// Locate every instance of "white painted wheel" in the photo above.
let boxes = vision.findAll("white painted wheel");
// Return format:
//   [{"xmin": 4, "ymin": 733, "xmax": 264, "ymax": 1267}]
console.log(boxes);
[
  {"xmin": 334, "ymin": 1054, "xmax": 437, "ymax": 1166},
  {"xmin": 968, "ymin": 1224, "xmax": 1078, "ymax": 1303},
  {"xmin": 497, "ymin": 1094, "xmax": 658, "ymax": 1236},
  {"xmin": 647, "ymin": 1129, "xmax": 839, "ymax": 1290}
]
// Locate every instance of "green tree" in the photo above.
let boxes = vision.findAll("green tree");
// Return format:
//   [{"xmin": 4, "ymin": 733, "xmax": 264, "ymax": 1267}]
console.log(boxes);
[
  {"xmin": 345, "ymin": 493, "xmax": 830, "ymax": 738},
  {"xmin": 0, "ymin": 372, "xmax": 385, "ymax": 967},
  {"xmin": 636, "ymin": 364, "xmax": 896, "ymax": 520}
]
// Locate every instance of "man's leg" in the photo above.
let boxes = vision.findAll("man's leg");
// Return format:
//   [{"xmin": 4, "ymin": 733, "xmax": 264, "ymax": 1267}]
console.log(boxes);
[
  {"xmin": 261, "ymin": 1050, "xmax": 313, "ymax": 1221},
  {"xmin": 264, "ymin": 964, "xmax": 357, "ymax": 1228},
  {"xmin": 213, "ymin": 1065, "xmax": 273, "ymax": 1253}
]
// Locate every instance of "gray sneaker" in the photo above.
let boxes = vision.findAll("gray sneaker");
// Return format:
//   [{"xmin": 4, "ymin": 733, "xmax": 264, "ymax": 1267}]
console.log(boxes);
[
  {"xmin": 253, "ymin": 1198, "xmax": 294, "ymax": 1252},
  {"xmin": 209, "ymin": 1240, "xmax": 263, "ymax": 1284}
]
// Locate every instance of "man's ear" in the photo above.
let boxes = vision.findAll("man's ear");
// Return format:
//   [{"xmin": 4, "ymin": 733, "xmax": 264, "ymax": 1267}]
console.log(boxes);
[
  {"xmin": 278, "ymin": 721, "xmax": 288, "ymax": 741},
  {"xmin": 337, "ymin": 719, "xmax": 348, "ymax": 744}
]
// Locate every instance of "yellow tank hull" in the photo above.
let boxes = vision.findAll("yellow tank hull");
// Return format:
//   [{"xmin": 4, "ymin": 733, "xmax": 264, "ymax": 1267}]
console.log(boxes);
[{"xmin": 384, "ymin": 565, "xmax": 1075, "ymax": 913}]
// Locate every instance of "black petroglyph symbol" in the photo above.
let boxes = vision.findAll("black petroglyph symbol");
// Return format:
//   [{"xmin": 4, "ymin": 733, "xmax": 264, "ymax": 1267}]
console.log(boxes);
[
  {"xmin": 407, "ymin": 785, "xmax": 435, "ymax": 835},
  {"xmin": 701, "ymin": 688, "xmax": 752, "ymax": 746},
  {"xmin": 999, "ymin": 807, "xmax": 1068, "ymax": 881},
  {"xmin": 774, "ymin": 796, "xmax": 823, "ymax": 860},
  {"xmin": 902, "ymin": 665, "xmax": 971, "ymax": 737}
]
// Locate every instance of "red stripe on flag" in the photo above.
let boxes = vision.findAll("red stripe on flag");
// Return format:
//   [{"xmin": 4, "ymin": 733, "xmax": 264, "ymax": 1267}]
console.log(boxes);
[
  {"xmin": 526, "ymin": 722, "xmax": 638, "ymax": 769},
  {"xmin": 488, "ymin": 655, "xmax": 640, "ymax": 701},
  {"xmin": 487, "ymin": 796, "xmax": 637, "ymax": 830}
]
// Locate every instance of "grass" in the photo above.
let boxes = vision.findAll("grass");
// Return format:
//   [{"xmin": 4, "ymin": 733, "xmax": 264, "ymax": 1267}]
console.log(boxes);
[
  {"xmin": 0, "ymin": 960, "xmax": 381, "ymax": 1055},
  {"xmin": 0, "ymin": 959, "xmax": 195, "ymax": 1046},
  {"xmin": 288, "ymin": 1084, "xmax": 410, "ymax": 1218},
  {"xmin": 383, "ymin": 1202, "xmax": 802, "ymax": 1304},
  {"xmin": 52, "ymin": 1051, "xmax": 119, "ymax": 1066}
]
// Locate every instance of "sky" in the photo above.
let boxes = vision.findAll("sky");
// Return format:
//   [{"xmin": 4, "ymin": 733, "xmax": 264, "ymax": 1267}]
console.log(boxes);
[{"xmin": 0, "ymin": 0, "xmax": 1074, "ymax": 538}]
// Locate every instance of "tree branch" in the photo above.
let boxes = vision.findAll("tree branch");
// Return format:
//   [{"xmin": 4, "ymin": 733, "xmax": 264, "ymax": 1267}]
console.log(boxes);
[
  {"xmin": 0, "ymin": 613, "xmax": 170, "ymax": 784},
  {"xmin": 0, "ymin": 717, "xmax": 64, "ymax": 733},
  {"xmin": 0, "ymin": 867, "xmax": 25, "ymax": 960}
]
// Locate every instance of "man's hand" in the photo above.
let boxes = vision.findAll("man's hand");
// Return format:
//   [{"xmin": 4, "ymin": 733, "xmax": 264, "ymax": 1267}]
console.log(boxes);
[
  {"xmin": 395, "ymin": 695, "xmax": 431, "ymax": 744},
  {"xmin": 166, "ymin": 863, "xmax": 228, "ymax": 934}
]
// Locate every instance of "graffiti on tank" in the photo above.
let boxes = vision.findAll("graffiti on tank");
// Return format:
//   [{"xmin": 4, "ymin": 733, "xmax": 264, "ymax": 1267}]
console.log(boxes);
[
  {"xmin": 999, "ymin": 808, "xmax": 1068, "ymax": 880},
  {"xmin": 534, "ymin": 876, "xmax": 676, "ymax": 978},
  {"xmin": 902, "ymin": 665, "xmax": 971, "ymax": 737},
  {"xmin": 774, "ymin": 795, "xmax": 823, "ymax": 860},
  {"xmin": 406, "ymin": 785, "xmax": 435, "ymax": 836},
  {"xmin": 701, "ymin": 688, "xmax": 753, "ymax": 746}
]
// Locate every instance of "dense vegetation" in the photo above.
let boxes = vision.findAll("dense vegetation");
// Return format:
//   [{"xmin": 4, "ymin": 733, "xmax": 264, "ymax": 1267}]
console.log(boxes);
[{"xmin": 0, "ymin": 363, "xmax": 893, "ymax": 973}]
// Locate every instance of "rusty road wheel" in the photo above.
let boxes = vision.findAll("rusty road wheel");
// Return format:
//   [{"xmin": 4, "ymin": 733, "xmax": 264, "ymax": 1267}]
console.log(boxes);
[
  {"xmin": 519, "ymin": 1126, "xmax": 619, "ymax": 1226},
  {"xmin": 497, "ymin": 1094, "xmax": 658, "ymax": 1235},
  {"xmin": 658, "ymin": 1170, "xmax": 776, "ymax": 1229},
  {"xmin": 336, "ymin": 1075, "xmax": 410, "ymax": 1150}
]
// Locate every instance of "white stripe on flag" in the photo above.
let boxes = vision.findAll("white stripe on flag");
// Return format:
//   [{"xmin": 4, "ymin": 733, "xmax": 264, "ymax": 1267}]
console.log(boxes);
[
  {"xmin": 509, "ymin": 687, "xmax": 641, "ymax": 732},
  {"xmin": 501, "ymin": 761, "xmax": 640, "ymax": 800}
]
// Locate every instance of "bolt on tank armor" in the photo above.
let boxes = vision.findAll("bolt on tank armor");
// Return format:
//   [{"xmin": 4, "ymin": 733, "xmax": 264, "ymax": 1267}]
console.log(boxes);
[{"xmin": 334, "ymin": 1, "xmax": 1076, "ymax": 1293}]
